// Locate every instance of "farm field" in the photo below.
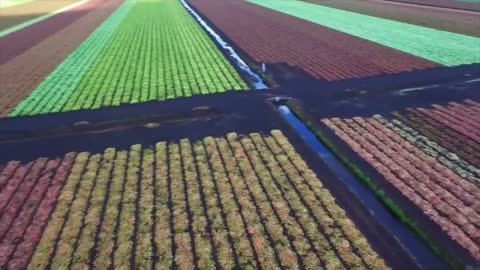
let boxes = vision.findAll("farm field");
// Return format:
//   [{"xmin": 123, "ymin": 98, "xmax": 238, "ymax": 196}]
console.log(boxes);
[
  {"xmin": 322, "ymin": 99, "xmax": 480, "ymax": 262},
  {"xmin": 1, "ymin": 0, "xmax": 480, "ymax": 268},
  {"xmin": 301, "ymin": 0, "xmax": 480, "ymax": 37},
  {"xmin": 247, "ymin": 0, "xmax": 480, "ymax": 66},
  {"xmin": 383, "ymin": 0, "xmax": 480, "ymax": 11},
  {"xmin": 0, "ymin": 0, "xmax": 86, "ymax": 33},
  {"xmin": 189, "ymin": 0, "xmax": 438, "ymax": 81},
  {"xmin": 6, "ymin": 0, "xmax": 247, "ymax": 117},
  {"xmin": 0, "ymin": 0, "xmax": 123, "ymax": 116},
  {"xmin": 0, "ymin": 130, "xmax": 390, "ymax": 269}
]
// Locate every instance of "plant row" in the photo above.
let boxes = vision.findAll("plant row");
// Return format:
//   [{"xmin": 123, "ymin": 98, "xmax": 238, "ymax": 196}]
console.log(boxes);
[
  {"xmin": 0, "ymin": 130, "xmax": 389, "ymax": 269},
  {"xmin": 323, "ymin": 116, "xmax": 480, "ymax": 260},
  {"xmin": 374, "ymin": 116, "xmax": 480, "ymax": 186},
  {"xmin": 10, "ymin": 0, "xmax": 247, "ymax": 117}
]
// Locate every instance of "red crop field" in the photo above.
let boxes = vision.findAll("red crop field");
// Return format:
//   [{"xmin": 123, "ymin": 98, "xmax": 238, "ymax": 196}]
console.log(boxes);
[
  {"xmin": 188, "ymin": 0, "xmax": 438, "ymax": 81},
  {"xmin": 322, "ymin": 100, "xmax": 480, "ymax": 261}
]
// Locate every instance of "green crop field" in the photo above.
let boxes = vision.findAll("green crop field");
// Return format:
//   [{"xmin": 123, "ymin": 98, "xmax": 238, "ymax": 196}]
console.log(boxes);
[
  {"xmin": 247, "ymin": 0, "xmax": 480, "ymax": 66},
  {"xmin": 11, "ymin": 0, "xmax": 247, "ymax": 117}
]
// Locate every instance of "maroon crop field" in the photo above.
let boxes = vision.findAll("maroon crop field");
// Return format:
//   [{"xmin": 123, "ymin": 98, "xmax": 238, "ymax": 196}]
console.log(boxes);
[
  {"xmin": 322, "ymin": 100, "xmax": 480, "ymax": 261},
  {"xmin": 188, "ymin": 0, "xmax": 438, "ymax": 81}
]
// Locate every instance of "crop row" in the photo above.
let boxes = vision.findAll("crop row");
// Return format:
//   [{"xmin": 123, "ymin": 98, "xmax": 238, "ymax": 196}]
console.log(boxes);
[
  {"xmin": 10, "ymin": 0, "xmax": 247, "ymax": 117},
  {"xmin": 322, "ymin": 104, "xmax": 480, "ymax": 260},
  {"xmin": 188, "ymin": 0, "xmax": 436, "ymax": 81},
  {"xmin": 0, "ymin": 131, "xmax": 389, "ymax": 269},
  {"xmin": 393, "ymin": 102, "xmax": 480, "ymax": 168}
]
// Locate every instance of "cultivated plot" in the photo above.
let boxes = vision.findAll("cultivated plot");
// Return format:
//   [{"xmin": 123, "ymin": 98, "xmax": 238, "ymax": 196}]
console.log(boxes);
[
  {"xmin": 322, "ymin": 100, "xmax": 480, "ymax": 262},
  {"xmin": 10, "ymin": 0, "xmax": 247, "ymax": 117},
  {"xmin": 0, "ymin": 130, "xmax": 390, "ymax": 269},
  {"xmin": 248, "ymin": 0, "xmax": 480, "ymax": 66}
]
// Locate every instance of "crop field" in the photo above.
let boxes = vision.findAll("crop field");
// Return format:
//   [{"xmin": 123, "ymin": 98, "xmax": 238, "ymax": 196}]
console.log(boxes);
[
  {"xmin": 189, "ymin": 0, "xmax": 439, "ymax": 81},
  {"xmin": 1, "ymin": 0, "xmax": 480, "ymax": 268},
  {"xmin": 322, "ymin": 100, "xmax": 480, "ymax": 261},
  {"xmin": 301, "ymin": 0, "xmax": 480, "ymax": 37},
  {"xmin": 0, "ymin": 130, "xmax": 391, "ymax": 269},
  {"xmin": 0, "ymin": 0, "xmax": 88, "ymax": 35},
  {"xmin": 3, "ymin": 0, "xmax": 247, "ymax": 117}
]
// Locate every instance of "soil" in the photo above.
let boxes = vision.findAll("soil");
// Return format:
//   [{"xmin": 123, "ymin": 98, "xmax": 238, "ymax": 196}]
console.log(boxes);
[
  {"xmin": 187, "ymin": 0, "xmax": 437, "ymax": 82},
  {"xmin": 302, "ymin": 0, "xmax": 480, "ymax": 37},
  {"xmin": 0, "ymin": 0, "xmax": 123, "ymax": 117},
  {"xmin": 0, "ymin": 0, "xmax": 81, "ymax": 31}
]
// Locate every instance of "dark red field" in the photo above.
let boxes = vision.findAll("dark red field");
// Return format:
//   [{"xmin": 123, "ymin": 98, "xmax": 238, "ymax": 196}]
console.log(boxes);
[
  {"xmin": 302, "ymin": 0, "xmax": 480, "ymax": 37},
  {"xmin": 188, "ymin": 0, "xmax": 438, "ymax": 82},
  {"xmin": 383, "ymin": 0, "xmax": 480, "ymax": 11}
]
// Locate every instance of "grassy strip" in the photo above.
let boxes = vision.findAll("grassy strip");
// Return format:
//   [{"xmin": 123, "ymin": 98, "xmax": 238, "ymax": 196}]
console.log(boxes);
[
  {"xmin": 135, "ymin": 149, "xmax": 154, "ymax": 269},
  {"xmin": 112, "ymin": 145, "xmax": 140, "ymax": 268},
  {"xmin": 193, "ymin": 141, "xmax": 236, "ymax": 268},
  {"xmin": 50, "ymin": 154, "xmax": 102, "ymax": 268},
  {"xmin": 70, "ymin": 149, "xmax": 116, "ymax": 269},
  {"xmin": 204, "ymin": 137, "xmax": 256, "ymax": 269},
  {"xmin": 247, "ymin": 0, "xmax": 480, "ymax": 66},
  {"xmin": 216, "ymin": 136, "xmax": 279, "ymax": 268},
  {"xmin": 249, "ymin": 134, "xmax": 346, "ymax": 269},
  {"xmin": 169, "ymin": 143, "xmax": 195, "ymax": 268},
  {"xmin": 92, "ymin": 150, "xmax": 128, "ymax": 268},
  {"xmin": 180, "ymin": 139, "xmax": 215, "ymax": 269},
  {"xmin": 268, "ymin": 131, "xmax": 389, "ymax": 269},
  {"xmin": 288, "ymin": 105, "xmax": 464, "ymax": 270},
  {"xmin": 27, "ymin": 152, "xmax": 89, "ymax": 269},
  {"xmin": 153, "ymin": 142, "xmax": 173, "ymax": 268}
]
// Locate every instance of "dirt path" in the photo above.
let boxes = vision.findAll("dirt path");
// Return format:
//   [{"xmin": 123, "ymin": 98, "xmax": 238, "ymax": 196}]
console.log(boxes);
[
  {"xmin": 303, "ymin": 0, "xmax": 480, "ymax": 37},
  {"xmin": 0, "ymin": 0, "xmax": 124, "ymax": 116}
]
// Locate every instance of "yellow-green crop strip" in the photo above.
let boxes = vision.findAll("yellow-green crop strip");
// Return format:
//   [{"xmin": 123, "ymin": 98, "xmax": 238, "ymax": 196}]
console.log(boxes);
[
  {"xmin": 11, "ymin": 0, "xmax": 248, "ymax": 117},
  {"xmin": 247, "ymin": 0, "xmax": 480, "ymax": 66}
]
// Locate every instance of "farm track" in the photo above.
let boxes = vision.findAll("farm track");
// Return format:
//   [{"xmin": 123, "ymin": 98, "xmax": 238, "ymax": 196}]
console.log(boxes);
[
  {"xmin": 188, "ymin": 0, "xmax": 437, "ymax": 82},
  {"xmin": 0, "ymin": 0, "xmax": 109, "ymax": 65},
  {"xmin": 0, "ymin": 0, "xmax": 123, "ymax": 117},
  {"xmin": 322, "ymin": 100, "xmax": 480, "ymax": 261},
  {"xmin": 9, "ymin": 0, "xmax": 248, "ymax": 117},
  {"xmin": 0, "ymin": 0, "xmax": 82, "ymax": 32},
  {"xmin": 302, "ymin": 0, "xmax": 480, "ymax": 37},
  {"xmin": 0, "ymin": 131, "xmax": 390, "ymax": 269}
]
